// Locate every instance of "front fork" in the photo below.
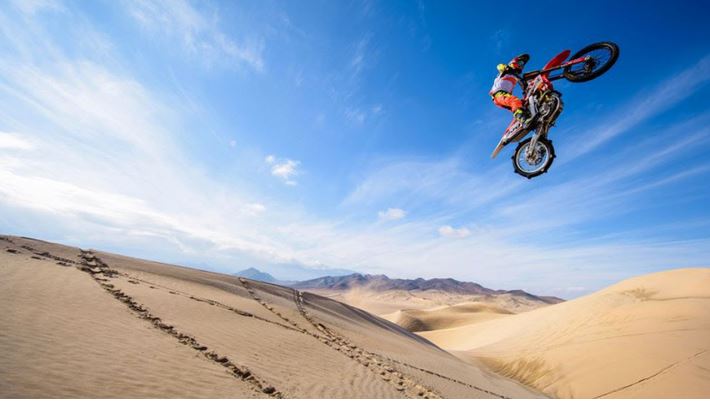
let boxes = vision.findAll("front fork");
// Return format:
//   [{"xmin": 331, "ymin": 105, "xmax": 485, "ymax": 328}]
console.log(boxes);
[
  {"xmin": 525, "ymin": 96, "xmax": 544, "ymax": 160},
  {"xmin": 526, "ymin": 128, "xmax": 547, "ymax": 160},
  {"xmin": 526, "ymin": 92, "xmax": 562, "ymax": 160}
]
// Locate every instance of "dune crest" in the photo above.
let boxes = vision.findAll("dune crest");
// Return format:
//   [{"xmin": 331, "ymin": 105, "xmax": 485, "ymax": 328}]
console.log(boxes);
[{"xmin": 419, "ymin": 268, "xmax": 710, "ymax": 398}]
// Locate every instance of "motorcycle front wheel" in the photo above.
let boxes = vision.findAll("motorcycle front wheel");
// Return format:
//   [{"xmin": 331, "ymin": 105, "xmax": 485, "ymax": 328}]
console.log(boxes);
[
  {"xmin": 563, "ymin": 42, "xmax": 619, "ymax": 83},
  {"xmin": 512, "ymin": 137, "xmax": 556, "ymax": 179}
]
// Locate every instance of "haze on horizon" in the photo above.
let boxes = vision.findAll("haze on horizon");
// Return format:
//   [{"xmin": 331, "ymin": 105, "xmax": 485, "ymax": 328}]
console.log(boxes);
[{"xmin": 0, "ymin": 0, "xmax": 708, "ymax": 299}]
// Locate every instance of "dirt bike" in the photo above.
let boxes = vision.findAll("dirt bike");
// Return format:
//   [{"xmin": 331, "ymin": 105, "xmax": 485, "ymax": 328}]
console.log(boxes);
[{"xmin": 491, "ymin": 42, "xmax": 620, "ymax": 178}]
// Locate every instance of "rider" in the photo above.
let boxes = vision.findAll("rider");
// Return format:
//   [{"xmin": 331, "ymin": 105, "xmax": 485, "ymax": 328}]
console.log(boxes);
[{"xmin": 490, "ymin": 54, "xmax": 531, "ymax": 125}]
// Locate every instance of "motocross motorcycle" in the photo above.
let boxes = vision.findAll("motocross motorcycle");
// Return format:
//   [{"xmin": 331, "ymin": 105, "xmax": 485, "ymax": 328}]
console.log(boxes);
[{"xmin": 491, "ymin": 42, "xmax": 619, "ymax": 178}]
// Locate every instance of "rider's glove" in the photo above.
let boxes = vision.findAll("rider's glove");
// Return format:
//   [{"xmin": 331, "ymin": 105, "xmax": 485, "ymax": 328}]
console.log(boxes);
[{"xmin": 497, "ymin": 63, "xmax": 507, "ymax": 74}]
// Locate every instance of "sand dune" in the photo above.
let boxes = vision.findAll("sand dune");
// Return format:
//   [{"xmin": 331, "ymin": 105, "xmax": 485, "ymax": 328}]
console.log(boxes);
[
  {"xmin": 383, "ymin": 302, "xmax": 513, "ymax": 332},
  {"xmin": 311, "ymin": 287, "xmax": 552, "ymax": 318},
  {"xmin": 419, "ymin": 268, "xmax": 710, "ymax": 398},
  {"xmin": 0, "ymin": 236, "xmax": 541, "ymax": 398}
]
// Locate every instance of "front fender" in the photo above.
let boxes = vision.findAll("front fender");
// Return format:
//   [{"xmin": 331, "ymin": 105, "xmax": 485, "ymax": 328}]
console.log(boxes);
[{"xmin": 491, "ymin": 137, "xmax": 507, "ymax": 159}]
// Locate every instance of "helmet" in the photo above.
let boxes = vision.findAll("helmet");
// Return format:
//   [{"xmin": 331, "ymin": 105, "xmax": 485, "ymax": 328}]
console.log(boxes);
[{"xmin": 508, "ymin": 53, "xmax": 530, "ymax": 71}]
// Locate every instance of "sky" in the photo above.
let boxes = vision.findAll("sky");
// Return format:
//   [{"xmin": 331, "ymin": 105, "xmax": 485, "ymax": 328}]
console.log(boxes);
[{"xmin": 0, "ymin": 0, "xmax": 708, "ymax": 298}]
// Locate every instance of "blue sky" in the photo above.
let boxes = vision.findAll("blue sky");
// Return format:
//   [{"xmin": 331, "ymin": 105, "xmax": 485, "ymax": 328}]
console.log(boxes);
[{"xmin": 0, "ymin": 0, "xmax": 708, "ymax": 298}]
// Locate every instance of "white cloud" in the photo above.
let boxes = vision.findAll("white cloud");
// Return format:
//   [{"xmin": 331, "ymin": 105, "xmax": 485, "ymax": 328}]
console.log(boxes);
[
  {"xmin": 0, "ymin": 132, "xmax": 33, "ymax": 150},
  {"xmin": 378, "ymin": 208, "xmax": 406, "ymax": 221},
  {"xmin": 265, "ymin": 154, "xmax": 301, "ymax": 185},
  {"xmin": 126, "ymin": 0, "xmax": 265, "ymax": 72},
  {"xmin": 229, "ymin": 139, "xmax": 236, "ymax": 148},
  {"xmin": 272, "ymin": 160, "xmax": 299, "ymax": 179},
  {"xmin": 438, "ymin": 225, "xmax": 471, "ymax": 239}
]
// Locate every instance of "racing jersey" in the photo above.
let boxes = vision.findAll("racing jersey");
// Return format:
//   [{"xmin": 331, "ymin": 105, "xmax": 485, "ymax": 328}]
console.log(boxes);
[{"xmin": 489, "ymin": 73, "xmax": 520, "ymax": 96}]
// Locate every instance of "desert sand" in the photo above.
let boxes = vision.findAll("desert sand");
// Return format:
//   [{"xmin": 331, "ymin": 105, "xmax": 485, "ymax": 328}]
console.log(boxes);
[
  {"xmin": 310, "ymin": 287, "xmax": 552, "ymax": 329},
  {"xmin": 382, "ymin": 302, "xmax": 514, "ymax": 332},
  {"xmin": 0, "ymin": 235, "xmax": 542, "ymax": 398},
  {"xmin": 419, "ymin": 268, "xmax": 710, "ymax": 398}
]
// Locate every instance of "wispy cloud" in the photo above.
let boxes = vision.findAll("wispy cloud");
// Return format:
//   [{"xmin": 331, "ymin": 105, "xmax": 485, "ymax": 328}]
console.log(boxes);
[
  {"xmin": 243, "ymin": 203, "xmax": 266, "ymax": 216},
  {"xmin": 378, "ymin": 207, "xmax": 406, "ymax": 221},
  {"xmin": 332, "ymin": 33, "xmax": 385, "ymax": 126},
  {"xmin": 0, "ymin": 4, "xmax": 299, "ymax": 269},
  {"xmin": 564, "ymin": 54, "xmax": 710, "ymax": 160},
  {"xmin": 490, "ymin": 28, "xmax": 511, "ymax": 53},
  {"xmin": 344, "ymin": 104, "xmax": 383, "ymax": 125},
  {"xmin": 10, "ymin": 0, "xmax": 63, "ymax": 16},
  {"xmin": 0, "ymin": 2, "xmax": 707, "ymax": 299},
  {"xmin": 350, "ymin": 35, "xmax": 370, "ymax": 75},
  {"xmin": 126, "ymin": 0, "xmax": 265, "ymax": 71},
  {"xmin": 0, "ymin": 132, "xmax": 33, "ymax": 150},
  {"xmin": 344, "ymin": 157, "xmax": 521, "ymax": 211},
  {"xmin": 344, "ymin": 107, "xmax": 366, "ymax": 124},
  {"xmin": 438, "ymin": 225, "xmax": 471, "ymax": 239},
  {"xmin": 336, "ymin": 100, "xmax": 710, "ymax": 295}
]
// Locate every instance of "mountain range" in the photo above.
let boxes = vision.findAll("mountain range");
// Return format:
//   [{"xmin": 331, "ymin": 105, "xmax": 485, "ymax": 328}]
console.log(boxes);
[{"xmin": 293, "ymin": 273, "xmax": 563, "ymax": 304}]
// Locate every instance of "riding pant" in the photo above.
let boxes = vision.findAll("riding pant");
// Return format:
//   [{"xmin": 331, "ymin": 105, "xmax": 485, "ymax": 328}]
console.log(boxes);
[{"xmin": 492, "ymin": 91, "xmax": 523, "ymax": 113}]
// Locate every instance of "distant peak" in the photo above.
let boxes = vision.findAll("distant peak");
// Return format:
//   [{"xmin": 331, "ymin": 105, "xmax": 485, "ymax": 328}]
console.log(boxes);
[{"xmin": 233, "ymin": 268, "xmax": 277, "ymax": 283}]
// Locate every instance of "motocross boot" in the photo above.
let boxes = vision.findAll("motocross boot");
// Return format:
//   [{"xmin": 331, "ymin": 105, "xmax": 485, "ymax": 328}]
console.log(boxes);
[{"xmin": 514, "ymin": 108, "xmax": 532, "ymax": 127}]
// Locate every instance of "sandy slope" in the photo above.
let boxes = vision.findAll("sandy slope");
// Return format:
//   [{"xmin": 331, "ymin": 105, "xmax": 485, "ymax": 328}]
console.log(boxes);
[
  {"xmin": 382, "ymin": 302, "xmax": 513, "ymax": 332},
  {"xmin": 310, "ymin": 288, "xmax": 550, "ymax": 333},
  {"xmin": 419, "ymin": 268, "xmax": 710, "ymax": 398},
  {"xmin": 0, "ymin": 236, "xmax": 541, "ymax": 398}
]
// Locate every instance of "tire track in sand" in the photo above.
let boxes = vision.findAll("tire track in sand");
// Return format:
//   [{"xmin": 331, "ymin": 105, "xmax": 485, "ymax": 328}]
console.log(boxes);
[
  {"xmin": 292, "ymin": 288, "xmax": 510, "ymax": 399},
  {"xmin": 2, "ymin": 237, "xmax": 507, "ymax": 399},
  {"xmin": 71, "ymin": 249, "xmax": 283, "ymax": 398},
  {"xmin": 118, "ymin": 273, "xmax": 303, "ymax": 334},
  {"xmin": 108, "ymin": 272, "xmax": 435, "ymax": 398},
  {"xmin": 239, "ymin": 277, "xmax": 442, "ymax": 399},
  {"xmin": 594, "ymin": 349, "xmax": 708, "ymax": 398}
]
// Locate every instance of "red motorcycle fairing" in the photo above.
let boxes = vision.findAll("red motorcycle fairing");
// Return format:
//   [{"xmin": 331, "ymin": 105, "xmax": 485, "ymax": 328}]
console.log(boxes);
[{"xmin": 541, "ymin": 50, "xmax": 571, "ymax": 74}]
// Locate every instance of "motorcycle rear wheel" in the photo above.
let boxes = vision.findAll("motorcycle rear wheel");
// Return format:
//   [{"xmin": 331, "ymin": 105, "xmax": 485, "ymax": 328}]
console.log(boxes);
[
  {"xmin": 564, "ymin": 42, "xmax": 619, "ymax": 83},
  {"xmin": 512, "ymin": 137, "xmax": 555, "ymax": 179}
]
